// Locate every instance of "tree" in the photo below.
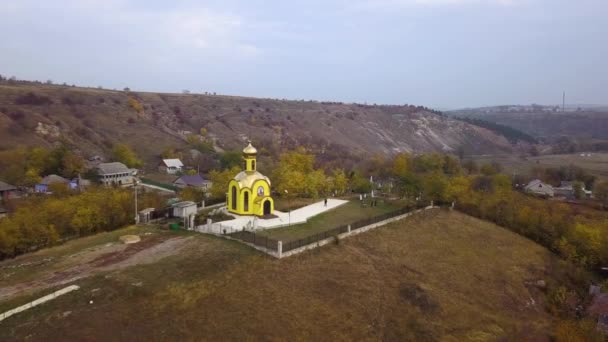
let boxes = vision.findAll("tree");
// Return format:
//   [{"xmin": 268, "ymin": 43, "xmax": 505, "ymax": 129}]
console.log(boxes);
[
  {"xmin": 351, "ymin": 172, "xmax": 372, "ymax": 193},
  {"xmin": 594, "ymin": 181, "xmax": 608, "ymax": 208},
  {"xmin": 180, "ymin": 187, "xmax": 206, "ymax": 203},
  {"xmin": 462, "ymin": 160, "xmax": 478, "ymax": 174},
  {"xmin": 572, "ymin": 181, "xmax": 584, "ymax": 200},
  {"xmin": 445, "ymin": 176, "xmax": 471, "ymax": 202},
  {"xmin": 421, "ymin": 172, "xmax": 447, "ymax": 202},
  {"xmin": 480, "ymin": 163, "xmax": 499, "ymax": 176},
  {"xmin": 219, "ymin": 151, "xmax": 242, "ymax": 170},
  {"xmin": 304, "ymin": 169, "xmax": 327, "ymax": 198},
  {"xmin": 208, "ymin": 166, "xmax": 240, "ymax": 199},
  {"xmin": 112, "ymin": 144, "xmax": 143, "ymax": 168},
  {"xmin": 161, "ymin": 148, "xmax": 181, "ymax": 159},
  {"xmin": 331, "ymin": 169, "xmax": 348, "ymax": 195},
  {"xmin": 391, "ymin": 153, "xmax": 410, "ymax": 178},
  {"xmin": 442, "ymin": 155, "xmax": 461, "ymax": 175},
  {"xmin": 61, "ymin": 152, "xmax": 85, "ymax": 178}
]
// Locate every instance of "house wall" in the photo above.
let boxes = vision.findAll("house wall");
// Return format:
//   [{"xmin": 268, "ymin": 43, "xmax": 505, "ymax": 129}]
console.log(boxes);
[
  {"xmin": 173, "ymin": 205, "xmax": 197, "ymax": 218},
  {"xmin": 100, "ymin": 172, "xmax": 134, "ymax": 186}
]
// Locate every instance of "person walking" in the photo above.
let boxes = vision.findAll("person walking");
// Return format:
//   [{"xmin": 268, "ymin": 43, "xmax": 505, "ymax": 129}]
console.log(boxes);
[{"xmin": 324, "ymin": 198, "xmax": 328, "ymax": 207}]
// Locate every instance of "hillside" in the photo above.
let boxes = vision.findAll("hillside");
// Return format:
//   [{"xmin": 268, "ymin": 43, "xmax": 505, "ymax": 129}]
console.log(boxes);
[
  {"xmin": 0, "ymin": 82, "xmax": 512, "ymax": 165},
  {"xmin": 0, "ymin": 210, "xmax": 580, "ymax": 340},
  {"xmin": 449, "ymin": 106, "xmax": 608, "ymax": 142}
]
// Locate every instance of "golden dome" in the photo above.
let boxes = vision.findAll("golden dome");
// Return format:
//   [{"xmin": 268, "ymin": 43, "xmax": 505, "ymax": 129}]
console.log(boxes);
[
  {"xmin": 234, "ymin": 171, "xmax": 270, "ymax": 189},
  {"xmin": 243, "ymin": 142, "xmax": 257, "ymax": 155}
]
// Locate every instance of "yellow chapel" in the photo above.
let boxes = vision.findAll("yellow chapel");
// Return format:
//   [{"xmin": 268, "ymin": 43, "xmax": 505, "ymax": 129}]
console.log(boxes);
[{"xmin": 227, "ymin": 142, "xmax": 274, "ymax": 216}]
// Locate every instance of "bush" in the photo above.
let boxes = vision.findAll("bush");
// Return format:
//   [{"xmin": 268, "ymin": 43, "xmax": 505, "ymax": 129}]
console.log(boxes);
[{"xmin": 14, "ymin": 92, "xmax": 53, "ymax": 105}]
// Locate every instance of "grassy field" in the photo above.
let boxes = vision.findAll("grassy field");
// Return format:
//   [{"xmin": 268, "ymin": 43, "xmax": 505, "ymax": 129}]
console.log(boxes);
[
  {"xmin": 470, "ymin": 152, "xmax": 608, "ymax": 181},
  {"xmin": 257, "ymin": 199, "xmax": 405, "ymax": 242},
  {"xmin": 0, "ymin": 210, "xmax": 577, "ymax": 340}
]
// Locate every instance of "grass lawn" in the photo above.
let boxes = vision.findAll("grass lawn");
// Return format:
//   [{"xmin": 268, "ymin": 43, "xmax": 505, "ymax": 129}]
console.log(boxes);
[
  {"xmin": 257, "ymin": 198, "xmax": 408, "ymax": 242},
  {"xmin": 0, "ymin": 210, "xmax": 579, "ymax": 340}
]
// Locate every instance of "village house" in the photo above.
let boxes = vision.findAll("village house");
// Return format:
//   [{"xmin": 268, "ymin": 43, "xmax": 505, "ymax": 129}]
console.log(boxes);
[
  {"xmin": 34, "ymin": 174, "xmax": 73, "ymax": 193},
  {"xmin": 524, "ymin": 179, "xmax": 554, "ymax": 197},
  {"xmin": 159, "ymin": 159, "xmax": 184, "ymax": 175},
  {"xmin": 97, "ymin": 162, "xmax": 137, "ymax": 187},
  {"xmin": 173, "ymin": 174, "xmax": 212, "ymax": 191},
  {"xmin": 0, "ymin": 180, "xmax": 18, "ymax": 201},
  {"xmin": 553, "ymin": 181, "xmax": 592, "ymax": 199}
]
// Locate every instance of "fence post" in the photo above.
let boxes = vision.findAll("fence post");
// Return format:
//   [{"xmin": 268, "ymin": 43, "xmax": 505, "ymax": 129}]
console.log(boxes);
[
  {"xmin": 278, "ymin": 241, "xmax": 283, "ymax": 258},
  {"xmin": 347, "ymin": 224, "xmax": 351, "ymax": 233}
]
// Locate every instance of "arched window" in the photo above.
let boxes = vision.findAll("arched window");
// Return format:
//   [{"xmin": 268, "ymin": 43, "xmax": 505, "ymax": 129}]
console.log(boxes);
[
  {"xmin": 231, "ymin": 186, "xmax": 237, "ymax": 210},
  {"xmin": 252, "ymin": 160, "xmax": 256, "ymax": 171},
  {"xmin": 244, "ymin": 191, "xmax": 249, "ymax": 212}
]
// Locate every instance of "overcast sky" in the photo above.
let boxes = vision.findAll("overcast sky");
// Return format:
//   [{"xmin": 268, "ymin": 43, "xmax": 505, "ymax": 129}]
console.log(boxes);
[{"xmin": 0, "ymin": 0, "xmax": 606, "ymax": 109}]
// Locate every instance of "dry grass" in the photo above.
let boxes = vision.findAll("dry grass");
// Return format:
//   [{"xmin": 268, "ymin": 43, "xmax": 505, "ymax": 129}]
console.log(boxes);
[{"xmin": 0, "ymin": 210, "xmax": 573, "ymax": 340}]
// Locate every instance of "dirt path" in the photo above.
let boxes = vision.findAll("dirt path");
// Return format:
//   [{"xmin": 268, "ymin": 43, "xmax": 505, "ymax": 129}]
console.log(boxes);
[{"xmin": 0, "ymin": 235, "xmax": 193, "ymax": 302}]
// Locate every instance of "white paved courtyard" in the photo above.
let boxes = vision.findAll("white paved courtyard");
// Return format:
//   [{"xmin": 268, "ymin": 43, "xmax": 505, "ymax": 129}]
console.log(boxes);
[{"xmin": 197, "ymin": 198, "xmax": 348, "ymax": 234}]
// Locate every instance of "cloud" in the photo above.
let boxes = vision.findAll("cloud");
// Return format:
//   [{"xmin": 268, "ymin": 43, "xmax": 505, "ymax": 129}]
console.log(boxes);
[
  {"xmin": 351, "ymin": 0, "xmax": 522, "ymax": 10},
  {"xmin": 1, "ymin": 1, "xmax": 262, "ymax": 61}
]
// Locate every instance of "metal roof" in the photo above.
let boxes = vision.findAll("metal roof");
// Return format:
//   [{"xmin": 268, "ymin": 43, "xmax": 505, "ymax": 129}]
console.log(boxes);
[
  {"xmin": 97, "ymin": 162, "xmax": 131, "ymax": 175},
  {"xmin": 173, "ymin": 201, "xmax": 197, "ymax": 208},
  {"xmin": 162, "ymin": 159, "xmax": 184, "ymax": 168},
  {"xmin": 0, "ymin": 180, "xmax": 17, "ymax": 192},
  {"xmin": 39, "ymin": 174, "xmax": 69, "ymax": 185},
  {"xmin": 174, "ymin": 174, "xmax": 210, "ymax": 186}
]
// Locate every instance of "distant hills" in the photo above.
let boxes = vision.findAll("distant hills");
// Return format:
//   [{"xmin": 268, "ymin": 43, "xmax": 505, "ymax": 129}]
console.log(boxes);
[
  {"xmin": 0, "ymin": 81, "xmax": 514, "ymax": 167},
  {"xmin": 447, "ymin": 105, "xmax": 608, "ymax": 139}
]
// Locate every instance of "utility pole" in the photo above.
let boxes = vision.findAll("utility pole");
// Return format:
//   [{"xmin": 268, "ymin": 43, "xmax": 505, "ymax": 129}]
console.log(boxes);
[
  {"xmin": 134, "ymin": 180, "xmax": 139, "ymax": 224},
  {"xmin": 284, "ymin": 189, "xmax": 290, "ymax": 227},
  {"xmin": 563, "ymin": 91, "xmax": 566, "ymax": 112}
]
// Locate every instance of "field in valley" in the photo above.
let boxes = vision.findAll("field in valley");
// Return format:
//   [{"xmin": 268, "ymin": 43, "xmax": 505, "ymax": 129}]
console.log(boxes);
[
  {"xmin": 470, "ymin": 152, "xmax": 608, "ymax": 181},
  {"xmin": 0, "ymin": 210, "xmax": 573, "ymax": 341}
]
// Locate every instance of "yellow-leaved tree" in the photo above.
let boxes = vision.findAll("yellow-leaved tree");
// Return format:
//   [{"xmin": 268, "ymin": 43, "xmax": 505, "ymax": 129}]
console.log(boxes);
[{"xmin": 112, "ymin": 144, "xmax": 143, "ymax": 168}]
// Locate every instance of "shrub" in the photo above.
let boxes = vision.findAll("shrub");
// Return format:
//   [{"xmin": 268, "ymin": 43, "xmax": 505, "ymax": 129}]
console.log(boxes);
[
  {"xmin": 8, "ymin": 110, "xmax": 25, "ymax": 121},
  {"xmin": 61, "ymin": 96, "xmax": 74, "ymax": 105},
  {"xmin": 14, "ymin": 92, "xmax": 53, "ymax": 105},
  {"xmin": 128, "ymin": 97, "xmax": 144, "ymax": 113}
]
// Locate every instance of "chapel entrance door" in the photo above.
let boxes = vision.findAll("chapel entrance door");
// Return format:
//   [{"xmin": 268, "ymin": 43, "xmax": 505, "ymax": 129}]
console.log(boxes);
[{"xmin": 263, "ymin": 200, "xmax": 271, "ymax": 216}]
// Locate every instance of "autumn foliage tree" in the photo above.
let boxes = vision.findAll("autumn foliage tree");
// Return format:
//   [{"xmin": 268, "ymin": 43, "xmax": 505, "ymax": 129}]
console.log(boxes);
[
  {"xmin": 0, "ymin": 187, "xmax": 135, "ymax": 259},
  {"xmin": 112, "ymin": 143, "xmax": 143, "ymax": 168}
]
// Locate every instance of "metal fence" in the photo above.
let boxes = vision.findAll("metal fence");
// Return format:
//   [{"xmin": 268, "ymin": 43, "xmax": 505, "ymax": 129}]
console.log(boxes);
[
  {"xmin": 228, "ymin": 201, "xmax": 430, "ymax": 253},
  {"xmin": 229, "ymin": 230, "xmax": 279, "ymax": 251}
]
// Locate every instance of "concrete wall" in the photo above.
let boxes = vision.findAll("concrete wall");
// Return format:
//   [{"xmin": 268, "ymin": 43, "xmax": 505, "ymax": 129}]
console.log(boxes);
[{"xmin": 0, "ymin": 285, "xmax": 80, "ymax": 322}]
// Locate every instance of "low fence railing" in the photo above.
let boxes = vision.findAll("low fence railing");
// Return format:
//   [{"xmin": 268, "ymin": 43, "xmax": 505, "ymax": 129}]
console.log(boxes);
[
  {"xmin": 227, "ymin": 201, "xmax": 430, "ymax": 253},
  {"xmin": 229, "ymin": 230, "xmax": 279, "ymax": 251}
]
